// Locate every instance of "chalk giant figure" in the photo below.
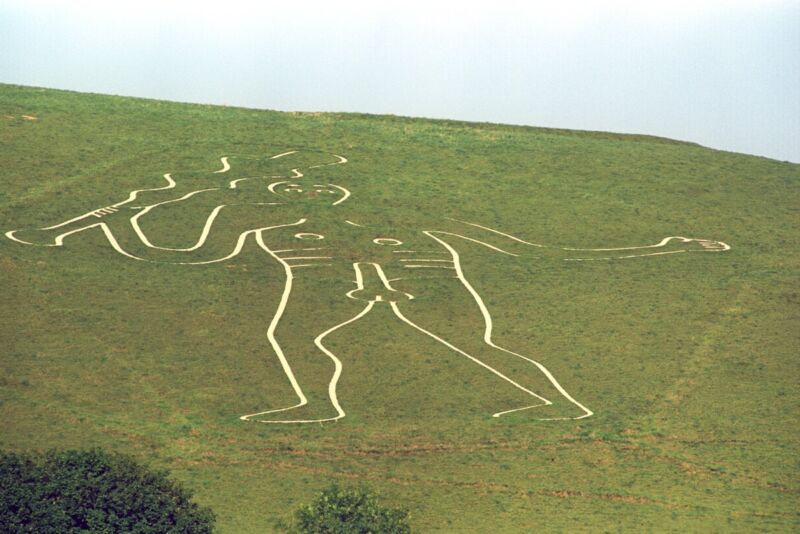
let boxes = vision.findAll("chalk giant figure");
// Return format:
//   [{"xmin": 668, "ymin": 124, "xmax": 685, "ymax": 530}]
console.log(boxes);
[{"xmin": 6, "ymin": 151, "xmax": 730, "ymax": 423}]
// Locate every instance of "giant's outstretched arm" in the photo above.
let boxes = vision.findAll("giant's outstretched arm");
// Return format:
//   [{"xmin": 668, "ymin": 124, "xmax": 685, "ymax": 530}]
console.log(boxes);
[
  {"xmin": 554, "ymin": 235, "xmax": 730, "ymax": 261},
  {"xmin": 443, "ymin": 218, "xmax": 730, "ymax": 260}
]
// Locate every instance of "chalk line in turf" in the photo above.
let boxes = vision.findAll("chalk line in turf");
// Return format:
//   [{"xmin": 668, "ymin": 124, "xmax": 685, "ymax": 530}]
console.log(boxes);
[
  {"xmin": 271, "ymin": 150, "xmax": 298, "ymax": 159},
  {"xmin": 110, "ymin": 173, "xmax": 177, "ymax": 210},
  {"xmin": 309, "ymin": 154, "xmax": 348, "ymax": 168},
  {"xmin": 241, "ymin": 229, "xmax": 375, "ymax": 424},
  {"xmin": 391, "ymin": 302, "xmax": 552, "ymax": 414},
  {"xmin": 424, "ymin": 230, "xmax": 594, "ymax": 420},
  {"xmin": 346, "ymin": 262, "xmax": 414, "ymax": 302},
  {"xmin": 329, "ymin": 184, "xmax": 351, "ymax": 206},
  {"xmin": 130, "ymin": 189, "xmax": 221, "ymax": 251},
  {"xmin": 447, "ymin": 217, "xmax": 545, "ymax": 247},
  {"xmin": 451, "ymin": 220, "xmax": 731, "ymax": 261},
  {"xmin": 237, "ymin": 220, "xmax": 312, "ymax": 422},
  {"xmin": 5, "ymin": 149, "xmax": 731, "ymax": 424},
  {"xmin": 214, "ymin": 157, "xmax": 230, "ymax": 173}
]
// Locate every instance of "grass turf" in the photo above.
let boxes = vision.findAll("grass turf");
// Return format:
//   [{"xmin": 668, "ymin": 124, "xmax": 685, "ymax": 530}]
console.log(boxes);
[{"xmin": 1, "ymin": 83, "xmax": 798, "ymax": 532}]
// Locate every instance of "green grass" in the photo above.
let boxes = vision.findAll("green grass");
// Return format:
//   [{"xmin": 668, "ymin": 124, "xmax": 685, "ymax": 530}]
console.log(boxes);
[{"xmin": 1, "ymin": 83, "xmax": 798, "ymax": 532}]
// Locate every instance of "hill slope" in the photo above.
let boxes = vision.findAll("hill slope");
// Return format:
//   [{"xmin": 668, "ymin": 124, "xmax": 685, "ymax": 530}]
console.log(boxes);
[{"xmin": 1, "ymin": 84, "xmax": 798, "ymax": 532}]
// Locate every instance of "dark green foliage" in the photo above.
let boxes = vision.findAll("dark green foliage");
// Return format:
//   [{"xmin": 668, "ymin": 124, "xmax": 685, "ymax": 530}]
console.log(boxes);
[
  {"xmin": 0, "ymin": 449, "xmax": 215, "ymax": 533},
  {"xmin": 292, "ymin": 485, "xmax": 410, "ymax": 534}
]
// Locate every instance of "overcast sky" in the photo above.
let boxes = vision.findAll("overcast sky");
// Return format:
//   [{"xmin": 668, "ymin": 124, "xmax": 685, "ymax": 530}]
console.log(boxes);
[{"xmin": 1, "ymin": 0, "xmax": 798, "ymax": 162}]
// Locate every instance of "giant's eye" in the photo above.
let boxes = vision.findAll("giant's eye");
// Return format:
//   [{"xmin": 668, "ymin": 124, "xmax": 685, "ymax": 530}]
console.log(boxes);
[
  {"xmin": 373, "ymin": 238, "xmax": 403, "ymax": 246},
  {"xmin": 284, "ymin": 188, "xmax": 303, "ymax": 193}
]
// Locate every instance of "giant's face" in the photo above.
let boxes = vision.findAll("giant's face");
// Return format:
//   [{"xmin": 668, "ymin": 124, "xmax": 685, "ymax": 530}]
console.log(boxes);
[{"xmin": 267, "ymin": 181, "xmax": 350, "ymax": 205}]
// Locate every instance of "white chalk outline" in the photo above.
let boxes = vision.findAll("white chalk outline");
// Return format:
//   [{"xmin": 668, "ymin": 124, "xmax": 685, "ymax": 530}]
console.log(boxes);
[
  {"xmin": 423, "ymin": 230, "xmax": 593, "ymax": 419},
  {"xmin": 271, "ymin": 151, "xmax": 298, "ymax": 159},
  {"xmin": 5, "ymin": 149, "xmax": 731, "ymax": 424},
  {"xmin": 238, "ymin": 226, "xmax": 368, "ymax": 424},
  {"xmin": 398, "ymin": 259, "xmax": 452, "ymax": 262},
  {"xmin": 447, "ymin": 217, "xmax": 544, "ymax": 247},
  {"xmin": 294, "ymin": 232, "xmax": 325, "ymax": 240},
  {"xmin": 5, "ymin": 173, "xmax": 177, "ymax": 245},
  {"xmin": 214, "ymin": 157, "xmax": 230, "ymax": 174},
  {"xmin": 346, "ymin": 262, "xmax": 414, "ymax": 302},
  {"xmin": 373, "ymin": 238, "xmax": 403, "ymax": 246},
  {"xmin": 229, "ymin": 176, "xmax": 283, "ymax": 189},
  {"xmin": 329, "ymin": 184, "xmax": 351, "ymax": 206},
  {"xmin": 130, "ymin": 189, "xmax": 221, "ymax": 250},
  {"xmin": 560, "ymin": 236, "xmax": 731, "ymax": 260},
  {"xmin": 309, "ymin": 154, "xmax": 348, "ymax": 168},
  {"xmin": 391, "ymin": 302, "xmax": 551, "ymax": 416}
]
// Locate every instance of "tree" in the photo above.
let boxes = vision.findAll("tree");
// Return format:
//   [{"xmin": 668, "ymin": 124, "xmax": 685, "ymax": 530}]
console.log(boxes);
[
  {"xmin": 292, "ymin": 484, "xmax": 411, "ymax": 534},
  {"xmin": 0, "ymin": 449, "xmax": 215, "ymax": 533}
]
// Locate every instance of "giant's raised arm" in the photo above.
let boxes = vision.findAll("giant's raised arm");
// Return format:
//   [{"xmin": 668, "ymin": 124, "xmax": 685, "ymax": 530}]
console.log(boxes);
[{"xmin": 5, "ymin": 172, "xmax": 178, "ymax": 247}]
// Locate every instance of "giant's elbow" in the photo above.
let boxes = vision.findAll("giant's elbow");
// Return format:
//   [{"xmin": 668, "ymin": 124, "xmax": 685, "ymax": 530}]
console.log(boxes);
[
  {"xmin": 5, "ymin": 228, "xmax": 59, "ymax": 246},
  {"xmin": 5, "ymin": 224, "xmax": 89, "ymax": 246}
]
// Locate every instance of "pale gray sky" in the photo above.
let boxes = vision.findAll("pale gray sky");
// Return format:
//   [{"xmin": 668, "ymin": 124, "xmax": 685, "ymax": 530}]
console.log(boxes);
[{"xmin": 1, "ymin": 0, "xmax": 798, "ymax": 162}]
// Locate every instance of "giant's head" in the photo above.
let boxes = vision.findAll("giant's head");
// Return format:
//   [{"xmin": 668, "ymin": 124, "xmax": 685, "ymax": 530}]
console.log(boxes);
[{"xmin": 267, "ymin": 180, "xmax": 351, "ymax": 206}]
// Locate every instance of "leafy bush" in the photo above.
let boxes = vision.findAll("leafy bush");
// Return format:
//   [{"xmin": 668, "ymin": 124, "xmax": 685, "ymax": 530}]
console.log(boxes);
[
  {"xmin": 0, "ymin": 449, "xmax": 215, "ymax": 533},
  {"xmin": 292, "ymin": 484, "xmax": 410, "ymax": 534}
]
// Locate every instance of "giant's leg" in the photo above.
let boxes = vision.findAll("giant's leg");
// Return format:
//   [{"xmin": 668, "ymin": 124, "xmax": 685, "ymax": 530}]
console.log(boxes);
[
  {"xmin": 240, "ymin": 259, "xmax": 370, "ymax": 424},
  {"xmin": 394, "ymin": 276, "xmax": 592, "ymax": 420}
]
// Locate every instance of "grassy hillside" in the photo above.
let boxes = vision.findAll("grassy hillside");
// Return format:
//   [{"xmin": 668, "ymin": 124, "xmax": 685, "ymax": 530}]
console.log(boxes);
[{"xmin": 1, "ymin": 84, "xmax": 798, "ymax": 532}]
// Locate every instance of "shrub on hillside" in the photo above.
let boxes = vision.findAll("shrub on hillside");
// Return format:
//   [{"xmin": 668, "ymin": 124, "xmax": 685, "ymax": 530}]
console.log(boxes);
[
  {"xmin": 0, "ymin": 449, "xmax": 215, "ymax": 533},
  {"xmin": 291, "ymin": 484, "xmax": 411, "ymax": 534}
]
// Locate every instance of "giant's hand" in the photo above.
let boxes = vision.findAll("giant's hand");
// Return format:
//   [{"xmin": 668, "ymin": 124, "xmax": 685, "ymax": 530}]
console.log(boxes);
[{"xmin": 662, "ymin": 236, "xmax": 731, "ymax": 252}]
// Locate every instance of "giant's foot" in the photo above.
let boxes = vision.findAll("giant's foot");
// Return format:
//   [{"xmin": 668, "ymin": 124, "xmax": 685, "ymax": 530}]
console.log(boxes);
[
  {"xmin": 240, "ymin": 402, "xmax": 344, "ymax": 424},
  {"xmin": 493, "ymin": 400, "xmax": 592, "ymax": 421}
]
